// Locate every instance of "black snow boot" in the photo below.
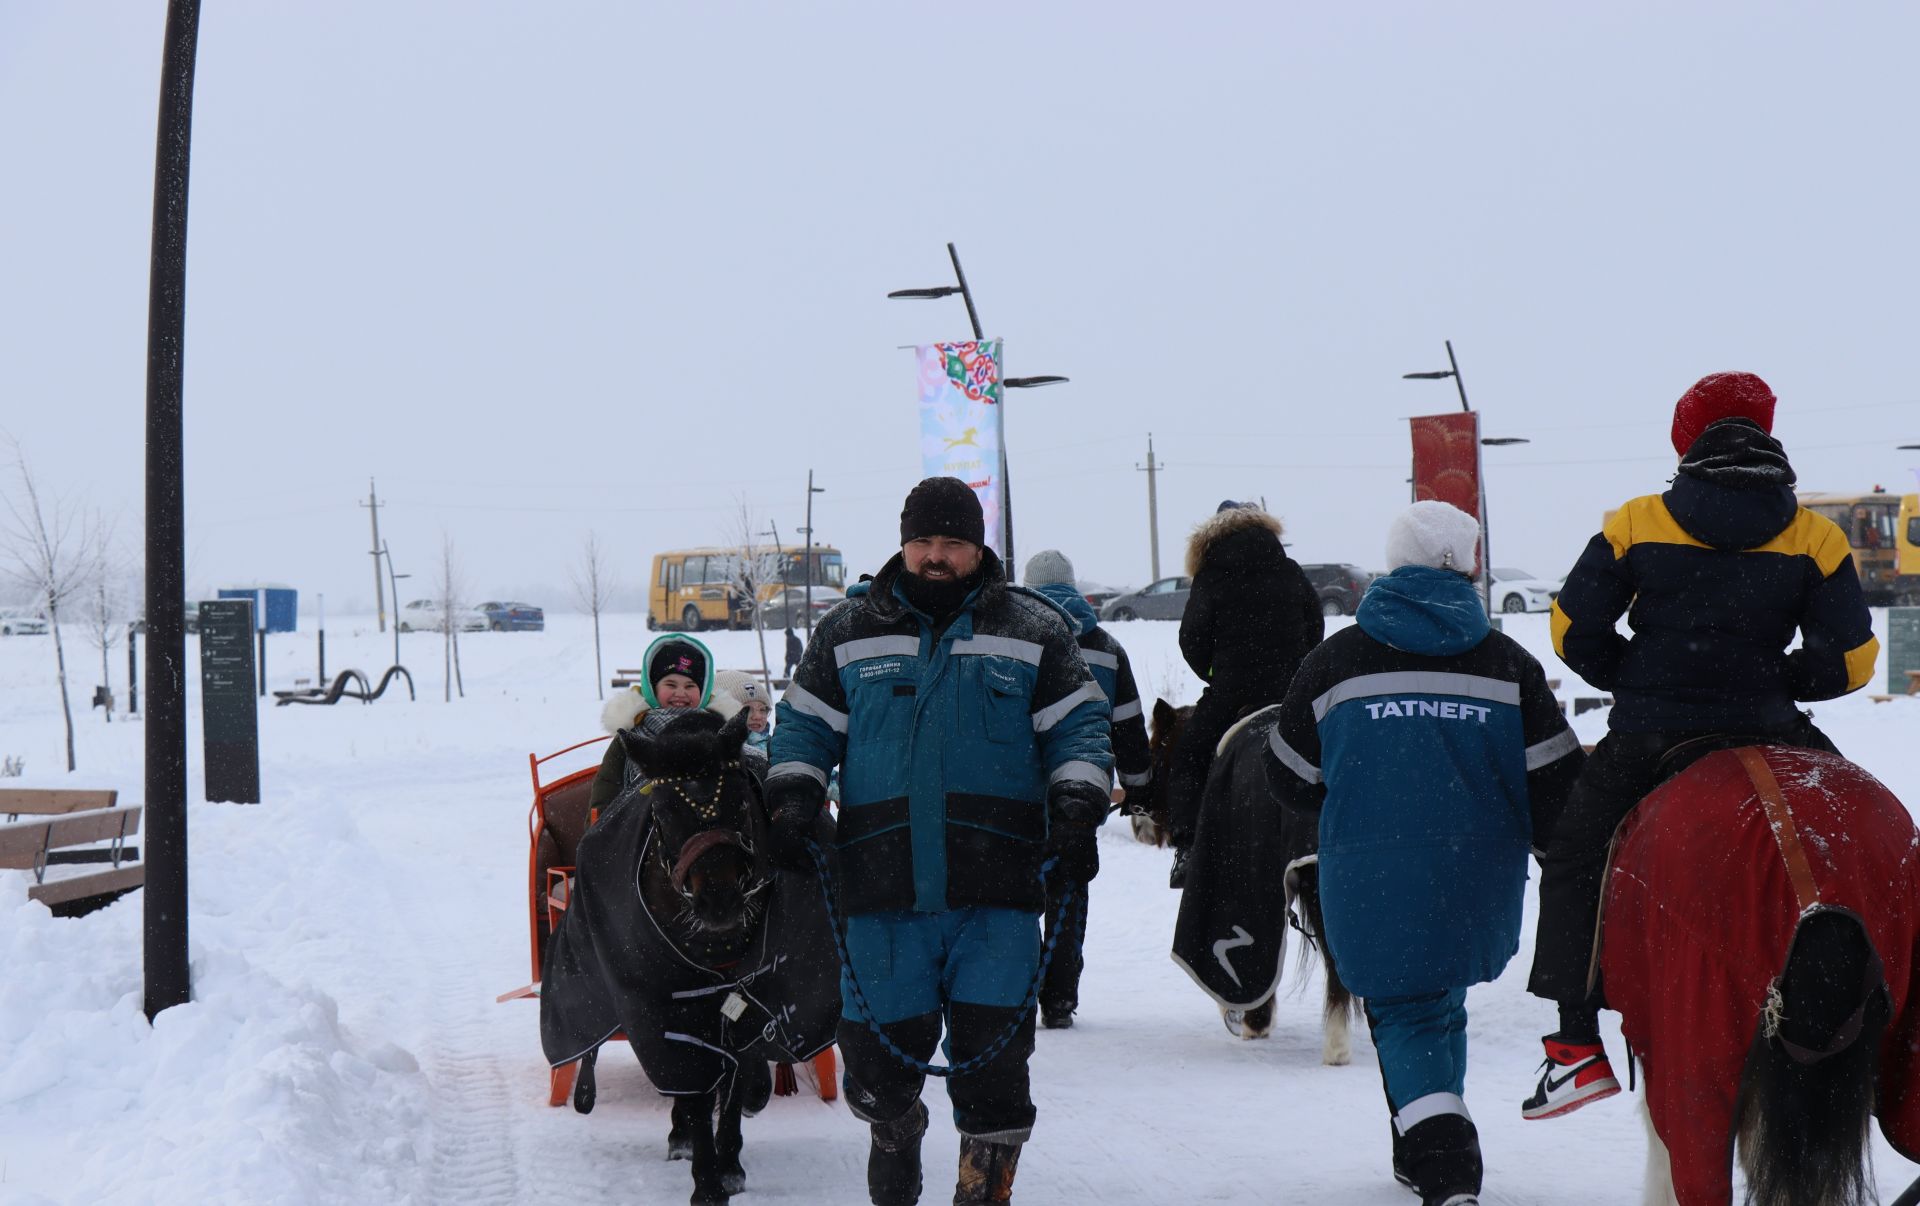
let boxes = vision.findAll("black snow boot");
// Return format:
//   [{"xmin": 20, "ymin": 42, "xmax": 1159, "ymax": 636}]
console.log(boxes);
[
  {"xmin": 868, "ymin": 1099, "xmax": 929, "ymax": 1206},
  {"xmin": 953, "ymin": 1136, "xmax": 1022, "ymax": 1204},
  {"xmin": 1039, "ymin": 1003, "xmax": 1074, "ymax": 1030},
  {"xmin": 1397, "ymin": 1113, "xmax": 1483, "ymax": 1206}
]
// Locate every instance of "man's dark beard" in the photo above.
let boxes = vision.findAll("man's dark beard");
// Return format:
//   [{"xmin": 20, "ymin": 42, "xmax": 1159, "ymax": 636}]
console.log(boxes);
[{"xmin": 899, "ymin": 567, "xmax": 981, "ymax": 619}]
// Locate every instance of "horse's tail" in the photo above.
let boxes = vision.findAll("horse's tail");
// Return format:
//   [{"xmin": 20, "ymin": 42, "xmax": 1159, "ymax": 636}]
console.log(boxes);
[
  {"xmin": 1733, "ymin": 909, "xmax": 1890, "ymax": 1206},
  {"xmin": 1288, "ymin": 861, "xmax": 1354, "ymax": 1021}
]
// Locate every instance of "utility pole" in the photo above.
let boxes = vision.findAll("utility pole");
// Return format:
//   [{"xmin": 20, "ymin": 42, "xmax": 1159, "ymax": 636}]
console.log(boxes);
[
  {"xmin": 1136, "ymin": 432, "xmax": 1165, "ymax": 581},
  {"xmin": 361, "ymin": 478, "xmax": 386, "ymax": 633},
  {"xmin": 802, "ymin": 471, "xmax": 826, "ymax": 634}
]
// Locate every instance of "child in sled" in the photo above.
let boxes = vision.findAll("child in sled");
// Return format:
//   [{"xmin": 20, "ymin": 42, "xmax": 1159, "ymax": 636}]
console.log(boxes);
[
  {"xmin": 588, "ymin": 633, "xmax": 758, "ymax": 810},
  {"xmin": 1523, "ymin": 372, "xmax": 1880, "ymax": 1121}
]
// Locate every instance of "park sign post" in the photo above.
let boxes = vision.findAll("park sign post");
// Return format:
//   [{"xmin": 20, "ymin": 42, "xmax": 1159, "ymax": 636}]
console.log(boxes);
[
  {"xmin": 916, "ymin": 338, "xmax": 1007, "ymax": 559},
  {"xmin": 197, "ymin": 600, "xmax": 260, "ymax": 804}
]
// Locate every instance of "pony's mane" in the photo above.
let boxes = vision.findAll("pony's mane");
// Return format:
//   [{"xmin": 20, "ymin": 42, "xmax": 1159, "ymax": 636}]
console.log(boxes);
[{"xmin": 620, "ymin": 710, "xmax": 748, "ymax": 779}]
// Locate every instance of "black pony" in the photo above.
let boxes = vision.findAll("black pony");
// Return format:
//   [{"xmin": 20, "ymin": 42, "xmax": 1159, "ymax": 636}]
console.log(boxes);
[
  {"xmin": 1162, "ymin": 700, "xmax": 1355, "ymax": 1060},
  {"xmin": 540, "ymin": 710, "xmax": 840, "ymax": 1206}
]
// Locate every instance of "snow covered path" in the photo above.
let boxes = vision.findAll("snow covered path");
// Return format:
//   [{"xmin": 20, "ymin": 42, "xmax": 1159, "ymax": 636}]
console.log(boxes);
[{"xmin": 3, "ymin": 613, "xmax": 1918, "ymax": 1203}]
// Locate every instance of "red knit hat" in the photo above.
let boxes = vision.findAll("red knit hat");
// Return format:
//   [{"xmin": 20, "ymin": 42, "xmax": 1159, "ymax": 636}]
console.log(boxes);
[{"xmin": 1670, "ymin": 372, "xmax": 1776, "ymax": 455}]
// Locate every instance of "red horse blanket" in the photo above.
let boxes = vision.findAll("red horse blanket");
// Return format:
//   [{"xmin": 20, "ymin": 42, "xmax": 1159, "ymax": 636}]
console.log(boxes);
[{"xmin": 1601, "ymin": 746, "xmax": 1920, "ymax": 1205}]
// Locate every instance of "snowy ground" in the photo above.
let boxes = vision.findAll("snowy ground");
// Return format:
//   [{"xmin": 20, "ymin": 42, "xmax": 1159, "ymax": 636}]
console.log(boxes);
[{"xmin": 2, "ymin": 611, "xmax": 1918, "ymax": 1204}]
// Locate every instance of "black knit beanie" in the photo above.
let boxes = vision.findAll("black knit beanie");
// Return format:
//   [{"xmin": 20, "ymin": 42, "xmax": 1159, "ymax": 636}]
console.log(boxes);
[
  {"xmin": 649, "ymin": 639, "xmax": 707, "ymax": 692},
  {"xmin": 900, "ymin": 476, "xmax": 985, "ymax": 546}
]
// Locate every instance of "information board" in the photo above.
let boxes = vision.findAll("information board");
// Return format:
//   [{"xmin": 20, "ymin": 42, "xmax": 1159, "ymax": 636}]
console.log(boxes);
[
  {"xmin": 198, "ymin": 599, "xmax": 261, "ymax": 803},
  {"xmin": 1889, "ymin": 607, "xmax": 1920, "ymax": 696}
]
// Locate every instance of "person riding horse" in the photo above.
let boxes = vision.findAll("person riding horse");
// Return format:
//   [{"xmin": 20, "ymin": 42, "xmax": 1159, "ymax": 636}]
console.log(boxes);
[{"xmin": 1526, "ymin": 372, "xmax": 1881, "ymax": 1125}]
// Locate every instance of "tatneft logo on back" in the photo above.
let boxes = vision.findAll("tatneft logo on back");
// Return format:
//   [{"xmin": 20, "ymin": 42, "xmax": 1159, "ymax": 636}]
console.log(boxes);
[{"xmin": 1363, "ymin": 699, "xmax": 1491, "ymax": 722}]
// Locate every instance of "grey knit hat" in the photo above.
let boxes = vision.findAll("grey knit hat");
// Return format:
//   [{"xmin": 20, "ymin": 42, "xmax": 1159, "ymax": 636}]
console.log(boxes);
[{"xmin": 1023, "ymin": 549, "xmax": 1076, "ymax": 589}]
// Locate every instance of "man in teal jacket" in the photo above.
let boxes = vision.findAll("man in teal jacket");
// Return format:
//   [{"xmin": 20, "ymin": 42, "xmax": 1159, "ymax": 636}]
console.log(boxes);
[
  {"xmin": 1265, "ymin": 501, "xmax": 1583, "ymax": 1206},
  {"xmin": 766, "ymin": 477, "xmax": 1113, "ymax": 1206}
]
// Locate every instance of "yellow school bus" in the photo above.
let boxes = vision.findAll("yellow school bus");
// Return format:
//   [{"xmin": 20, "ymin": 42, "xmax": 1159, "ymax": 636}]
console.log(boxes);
[
  {"xmin": 1796, "ymin": 492, "xmax": 1920, "ymax": 605},
  {"xmin": 648, "ymin": 545, "xmax": 848, "ymax": 632}
]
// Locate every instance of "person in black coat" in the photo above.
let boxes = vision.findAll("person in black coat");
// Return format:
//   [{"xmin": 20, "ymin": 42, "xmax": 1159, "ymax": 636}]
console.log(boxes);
[{"xmin": 1165, "ymin": 501, "xmax": 1325, "ymax": 880}]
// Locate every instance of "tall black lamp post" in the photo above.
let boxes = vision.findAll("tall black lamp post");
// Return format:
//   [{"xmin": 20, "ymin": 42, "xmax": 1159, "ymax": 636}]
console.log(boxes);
[
  {"xmin": 144, "ymin": 0, "xmax": 202, "ymax": 1022},
  {"xmin": 1402, "ymin": 341, "xmax": 1528, "ymax": 612},
  {"xmin": 888, "ymin": 242, "xmax": 1068, "ymax": 570}
]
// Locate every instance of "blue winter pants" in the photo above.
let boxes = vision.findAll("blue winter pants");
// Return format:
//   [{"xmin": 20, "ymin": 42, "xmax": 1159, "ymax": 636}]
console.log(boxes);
[
  {"xmin": 837, "ymin": 908, "xmax": 1040, "ymax": 1140},
  {"xmin": 1365, "ymin": 989, "xmax": 1470, "ymax": 1123}
]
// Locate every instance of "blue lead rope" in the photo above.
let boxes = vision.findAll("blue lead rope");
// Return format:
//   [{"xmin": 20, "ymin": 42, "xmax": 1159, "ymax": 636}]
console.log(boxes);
[{"xmin": 804, "ymin": 838, "xmax": 1074, "ymax": 1079}]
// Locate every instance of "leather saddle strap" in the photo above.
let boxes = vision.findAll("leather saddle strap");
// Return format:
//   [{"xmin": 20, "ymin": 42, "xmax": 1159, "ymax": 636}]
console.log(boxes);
[{"xmin": 1734, "ymin": 746, "xmax": 1820, "ymax": 913}]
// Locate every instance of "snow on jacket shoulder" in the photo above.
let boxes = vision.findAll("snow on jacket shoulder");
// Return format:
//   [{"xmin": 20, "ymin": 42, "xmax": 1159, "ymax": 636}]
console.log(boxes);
[
  {"xmin": 1551, "ymin": 419, "xmax": 1878, "ymax": 733},
  {"xmin": 767, "ymin": 550, "xmax": 1113, "ymax": 916},
  {"xmin": 1264, "ymin": 566, "xmax": 1584, "ymax": 998},
  {"xmin": 1177, "ymin": 506, "xmax": 1323, "ymax": 694}
]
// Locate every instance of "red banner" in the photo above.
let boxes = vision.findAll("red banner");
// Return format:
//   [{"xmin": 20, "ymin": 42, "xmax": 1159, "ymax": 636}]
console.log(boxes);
[{"xmin": 1409, "ymin": 412, "xmax": 1481, "ymax": 518}]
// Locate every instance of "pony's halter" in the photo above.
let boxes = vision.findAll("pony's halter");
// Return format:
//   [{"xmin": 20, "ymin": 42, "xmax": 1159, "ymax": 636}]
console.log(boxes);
[{"xmin": 643, "ymin": 761, "xmax": 766, "ymax": 898}]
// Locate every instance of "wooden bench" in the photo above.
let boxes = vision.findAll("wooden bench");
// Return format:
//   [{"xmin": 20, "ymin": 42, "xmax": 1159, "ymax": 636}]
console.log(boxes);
[{"xmin": 0, "ymin": 788, "xmax": 143, "ymax": 914}]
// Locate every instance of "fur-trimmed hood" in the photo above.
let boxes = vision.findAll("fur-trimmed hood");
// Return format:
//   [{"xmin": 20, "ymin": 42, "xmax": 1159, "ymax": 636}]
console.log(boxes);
[
  {"xmin": 601, "ymin": 683, "xmax": 741, "ymax": 735},
  {"xmin": 1185, "ymin": 506, "xmax": 1284, "ymax": 577}
]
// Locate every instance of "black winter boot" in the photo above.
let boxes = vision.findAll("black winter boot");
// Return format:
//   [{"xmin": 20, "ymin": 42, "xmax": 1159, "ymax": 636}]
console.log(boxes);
[
  {"xmin": 867, "ymin": 1099, "xmax": 929, "ymax": 1206},
  {"xmin": 953, "ymin": 1136, "xmax": 1021, "ymax": 1204},
  {"xmin": 1397, "ymin": 1114, "xmax": 1482, "ymax": 1206}
]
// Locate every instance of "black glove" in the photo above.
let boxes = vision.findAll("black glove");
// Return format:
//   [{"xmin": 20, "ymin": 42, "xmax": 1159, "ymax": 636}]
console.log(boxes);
[
  {"xmin": 1046, "ymin": 817, "xmax": 1099, "ymax": 883},
  {"xmin": 767, "ymin": 801, "xmax": 822, "ymax": 873}
]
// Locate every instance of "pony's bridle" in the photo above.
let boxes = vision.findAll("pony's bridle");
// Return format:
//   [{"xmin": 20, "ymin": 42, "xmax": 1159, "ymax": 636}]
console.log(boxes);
[{"xmin": 645, "ymin": 761, "xmax": 770, "ymax": 902}]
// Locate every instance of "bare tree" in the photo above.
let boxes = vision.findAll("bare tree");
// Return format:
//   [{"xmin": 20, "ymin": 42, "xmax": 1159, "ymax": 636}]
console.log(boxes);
[
  {"xmin": 437, "ymin": 534, "xmax": 466, "ymax": 702},
  {"xmin": 79, "ymin": 548, "xmax": 133, "ymax": 723},
  {"xmin": 570, "ymin": 532, "xmax": 615, "ymax": 700},
  {"xmin": 727, "ymin": 499, "xmax": 782, "ymax": 695},
  {"xmin": 0, "ymin": 438, "xmax": 107, "ymax": 770}
]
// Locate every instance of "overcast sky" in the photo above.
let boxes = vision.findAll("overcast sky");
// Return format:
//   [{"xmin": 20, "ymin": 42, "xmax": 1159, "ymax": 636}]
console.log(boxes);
[{"xmin": 5, "ymin": 2, "xmax": 1919, "ymax": 615}]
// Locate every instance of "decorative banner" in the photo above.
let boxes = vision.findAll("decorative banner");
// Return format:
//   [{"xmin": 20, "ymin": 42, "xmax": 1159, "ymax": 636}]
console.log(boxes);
[
  {"xmin": 1409, "ymin": 411, "xmax": 1482, "ymax": 518},
  {"xmin": 916, "ymin": 339, "xmax": 1005, "ymax": 557}
]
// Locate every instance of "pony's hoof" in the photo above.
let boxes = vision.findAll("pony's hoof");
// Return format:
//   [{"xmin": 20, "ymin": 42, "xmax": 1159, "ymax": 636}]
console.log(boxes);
[
  {"xmin": 721, "ymin": 1167, "xmax": 746, "ymax": 1195},
  {"xmin": 668, "ymin": 1132, "xmax": 693, "ymax": 1161}
]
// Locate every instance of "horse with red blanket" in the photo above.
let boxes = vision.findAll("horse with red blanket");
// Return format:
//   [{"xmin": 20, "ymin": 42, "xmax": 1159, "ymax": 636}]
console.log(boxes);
[{"xmin": 1601, "ymin": 744, "xmax": 1920, "ymax": 1205}]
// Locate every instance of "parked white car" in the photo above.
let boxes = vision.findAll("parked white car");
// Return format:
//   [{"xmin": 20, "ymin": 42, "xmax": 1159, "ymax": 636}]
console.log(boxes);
[
  {"xmin": 398, "ymin": 599, "xmax": 487, "ymax": 633},
  {"xmin": 1490, "ymin": 568, "xmax": 1562, "ymax": 614},
  {"xmin": 0, "ymin": 609, "xmax": 49, "ymax": 635}
]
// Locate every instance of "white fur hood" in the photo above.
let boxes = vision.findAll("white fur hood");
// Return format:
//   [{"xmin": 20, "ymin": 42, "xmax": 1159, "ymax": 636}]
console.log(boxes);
[{"xmin": 600, "ymin": 684, "xmax": 741, "ymax": 735}]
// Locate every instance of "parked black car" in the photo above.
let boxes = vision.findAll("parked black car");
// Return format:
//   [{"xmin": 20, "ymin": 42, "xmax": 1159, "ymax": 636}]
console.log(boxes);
[
  {"xmin": 476, "ymin": 601, "xmax": 545, "ymax": 632},
  {"xmin": 1300, "ymin": 563, "xmax": 1373, "ymax": 616}
]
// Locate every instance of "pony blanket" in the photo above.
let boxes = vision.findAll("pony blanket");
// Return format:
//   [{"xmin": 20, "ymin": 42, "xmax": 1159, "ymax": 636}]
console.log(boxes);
[
  {"xmin": 540, "ymin": 789, "xmax": 841, "ymax": 1095},
  {"xmin": 1600, "ymin": 746, "xmax": 1920, "ymax": 1205},
  {"xmin": 1172, "ymin": 707, "xmax": 1308, "ymax": 1009}
]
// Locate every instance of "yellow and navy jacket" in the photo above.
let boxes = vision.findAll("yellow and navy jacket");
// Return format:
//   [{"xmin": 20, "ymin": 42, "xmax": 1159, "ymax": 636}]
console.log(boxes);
[
  {"xmin": 768, "ymin": 550, "xmax": 1113, "ymax": 916},
  {"xmin": 1551, "ymin": 420, "xmax": 1878, "ymax": 733}
]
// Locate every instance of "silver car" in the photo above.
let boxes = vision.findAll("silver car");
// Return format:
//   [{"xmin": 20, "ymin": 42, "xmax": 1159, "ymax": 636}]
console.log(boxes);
[
  {"xmin": 0, "ymin": 609, "xmax": 49, "ymax": 635},
  {"xmin": 1099, "ymin": 576, "xmax": 1191, "ymax": 622}
]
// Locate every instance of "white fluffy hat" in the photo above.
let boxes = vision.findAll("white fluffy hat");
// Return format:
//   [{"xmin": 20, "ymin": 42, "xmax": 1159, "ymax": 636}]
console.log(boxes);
[{"xmin": 1386, "ymin": 501, "xmax": 1481, "ymax": 574}]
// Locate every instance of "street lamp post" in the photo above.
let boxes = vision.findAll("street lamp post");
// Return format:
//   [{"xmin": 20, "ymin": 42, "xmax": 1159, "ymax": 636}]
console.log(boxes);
[
  {"xmin": 1402, "ymin": 341, "xmax": 1529, "ymax": 612},
  {"xmin": 803, "ymin": 473, "xmax": 825, "ymax": 634},
  {"xmin": 382, "ymin": 542, "xmax": 410, "ymax": 671},
  {"xmin": 887, "ymin": 242, "xmax": 1069, "ymax": 568}
]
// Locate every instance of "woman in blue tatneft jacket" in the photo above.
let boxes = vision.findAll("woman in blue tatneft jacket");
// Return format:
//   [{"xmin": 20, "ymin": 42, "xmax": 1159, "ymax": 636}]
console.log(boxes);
[{"xmin": 1264, "ymin": 501, "xmax": 1583, "ymax": 1206}]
